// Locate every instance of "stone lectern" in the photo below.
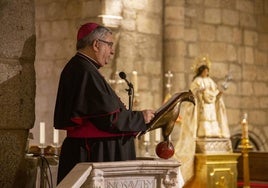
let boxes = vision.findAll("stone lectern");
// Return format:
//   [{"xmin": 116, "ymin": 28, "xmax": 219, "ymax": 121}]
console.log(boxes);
[{"xmin": 57, "ymin": 160, "xmax": 184, "ymax": 188}]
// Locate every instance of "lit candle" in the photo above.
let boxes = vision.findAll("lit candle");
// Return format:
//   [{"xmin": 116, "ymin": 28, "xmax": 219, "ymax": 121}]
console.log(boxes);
[
  {"xmin": 53, "ymin": 128, "xmax": 59, "ymax": 145},
  {"xmin": 40, "ymin": 122, "xmax": 45, "ymax": 145},
  {"xmin": 132, "ymin": 71, "xmax": 138, "ymax": 92},
  {"xmin": 155, "ymin": 129, "xmax": 161, "ymax": 142},
  {"xmin": 144, "ymin": 132, "xmax": 150, "ymax": 142},
  {"xmin": 242, "ymin": 113, "xmax": 248, "ymax": 139}
]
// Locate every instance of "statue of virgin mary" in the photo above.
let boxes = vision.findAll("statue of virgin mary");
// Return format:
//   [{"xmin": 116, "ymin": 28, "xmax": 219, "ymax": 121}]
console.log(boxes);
[{"xmin": 174, "ymin": 56, "xmax": 230, "ymax": 183}]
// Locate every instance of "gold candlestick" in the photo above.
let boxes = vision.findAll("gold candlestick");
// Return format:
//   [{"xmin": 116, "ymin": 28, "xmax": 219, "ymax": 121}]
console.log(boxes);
[{"xmin": 239, "ymin": 113, "xmax": 252, "ymax": 188}]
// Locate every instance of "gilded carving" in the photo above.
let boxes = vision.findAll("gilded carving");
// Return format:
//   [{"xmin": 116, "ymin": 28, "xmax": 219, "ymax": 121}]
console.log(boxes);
[{"xmin": 215, "ymin": 176, "xmax": 227, "ymax": 188}]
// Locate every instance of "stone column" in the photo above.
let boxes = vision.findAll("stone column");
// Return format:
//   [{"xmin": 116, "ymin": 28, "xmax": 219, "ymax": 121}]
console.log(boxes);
[
  {"xmin": 163, "ymin": 1, "xmax": 186, "ymax": 94},
  {"xmin": 0, "ymin": 0, "xmax": 36, "ymax": 187}
]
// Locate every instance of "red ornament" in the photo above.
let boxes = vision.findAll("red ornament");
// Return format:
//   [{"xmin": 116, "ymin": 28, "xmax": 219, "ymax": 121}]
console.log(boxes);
[{"xmin": 155, "ymin": 141, "xmax": 175, "ymax": 159}]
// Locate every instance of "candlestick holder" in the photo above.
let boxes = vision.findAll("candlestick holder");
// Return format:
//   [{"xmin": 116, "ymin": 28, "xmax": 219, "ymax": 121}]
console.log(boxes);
[
  {"xmin": 238, "ymin": 138, "xmax": 252, "ymax": 188},
  {"xmin": 52, "ymin": 143, "xmax": 61, "ymax": 157},
  {"xmin": 38, "ymin": 144, "xmax": 46, "ymax": 156},
  {"xmin": 239, "ymin": 138, "xmax": 252, "ymax": 150}
]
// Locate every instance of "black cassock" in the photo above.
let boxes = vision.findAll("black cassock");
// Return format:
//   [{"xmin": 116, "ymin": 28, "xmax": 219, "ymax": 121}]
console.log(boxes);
[{"xmin": 54, "ymin": 52, "xmax": 147, "ymax": 184}]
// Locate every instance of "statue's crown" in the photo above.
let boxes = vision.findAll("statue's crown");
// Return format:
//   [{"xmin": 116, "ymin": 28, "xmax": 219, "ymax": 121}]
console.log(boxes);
[{"xmin": 191, "ymin": 55, "xmax": 211, "ymax": 74}]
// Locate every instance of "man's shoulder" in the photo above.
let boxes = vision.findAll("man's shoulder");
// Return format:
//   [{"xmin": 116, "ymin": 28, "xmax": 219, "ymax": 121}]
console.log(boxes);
[{"xmin": 66, "ymin": 54, "xmax": 96, "ymax": 70}]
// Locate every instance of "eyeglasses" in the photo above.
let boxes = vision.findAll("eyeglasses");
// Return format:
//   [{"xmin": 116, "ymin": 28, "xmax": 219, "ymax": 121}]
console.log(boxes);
[{"xmin": 98, "ymin": 39, "xmax": 113, "ymax": 48}]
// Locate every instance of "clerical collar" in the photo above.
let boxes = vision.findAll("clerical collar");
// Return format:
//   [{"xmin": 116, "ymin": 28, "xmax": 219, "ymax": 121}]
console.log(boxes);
[{"xmin": 76, "ymin": 52, "xmax": 101, "ymax": 69}]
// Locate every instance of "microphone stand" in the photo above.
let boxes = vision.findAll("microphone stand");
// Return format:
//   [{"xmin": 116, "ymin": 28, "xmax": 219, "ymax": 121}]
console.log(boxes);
[
  {"xmin": 119, "ymin": 72, "xmax": 134, "ymax": 110},
  {"xmin": 126, "ymin": 85, "xmax": 134, "ymax": 110}
]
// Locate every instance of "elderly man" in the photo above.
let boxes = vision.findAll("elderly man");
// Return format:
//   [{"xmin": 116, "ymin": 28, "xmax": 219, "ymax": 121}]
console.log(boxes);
[{"xmin": 54, "ymin": 23, "xmax": 155, "ymax": 184}]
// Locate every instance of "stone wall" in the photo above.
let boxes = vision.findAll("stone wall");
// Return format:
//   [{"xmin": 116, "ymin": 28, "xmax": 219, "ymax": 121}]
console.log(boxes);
[{"xmin": 0, "ymin": 0, "xmax": 35, "ymax": 187}]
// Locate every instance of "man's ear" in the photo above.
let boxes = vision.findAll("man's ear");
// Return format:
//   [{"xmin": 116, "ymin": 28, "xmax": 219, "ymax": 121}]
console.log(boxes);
[{"xmin": 92, "ymin": 40, "xmax": 99, "ymax": 51}]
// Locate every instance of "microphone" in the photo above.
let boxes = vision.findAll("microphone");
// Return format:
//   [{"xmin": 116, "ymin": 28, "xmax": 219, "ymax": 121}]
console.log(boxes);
[
  {"xmin": 119, "ymin": 71, "xmax": 126, "ymax": 79},
  {"xmin": 119, "ymin": 72, "xmax": 133, "ymax": 88}
]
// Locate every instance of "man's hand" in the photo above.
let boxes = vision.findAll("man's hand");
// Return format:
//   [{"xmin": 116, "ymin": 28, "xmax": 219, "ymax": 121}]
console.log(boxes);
[{"xmin": 142, "ymin": 109, "xmax": 155, "ymax": 124}]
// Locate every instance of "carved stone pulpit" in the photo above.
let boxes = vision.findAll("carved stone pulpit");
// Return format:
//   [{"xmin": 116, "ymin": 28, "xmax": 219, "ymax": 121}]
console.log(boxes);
[{"xmin": 57, "ymin": 159, "xmax": 184, "ymax": 188}]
